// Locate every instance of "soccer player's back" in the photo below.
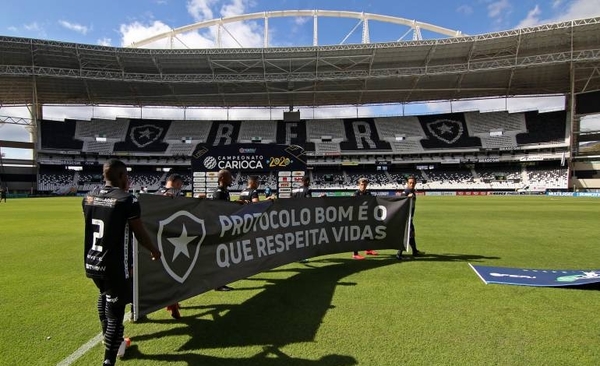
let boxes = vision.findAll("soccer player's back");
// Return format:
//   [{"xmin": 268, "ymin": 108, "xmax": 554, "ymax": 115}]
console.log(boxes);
[
  {"xmin": 82, "ymin": 159, "xmax": 161, "ymax": 365},
  {"xmin": 83, "ymin": 186, "xmax": 136, "ymax": 280}
]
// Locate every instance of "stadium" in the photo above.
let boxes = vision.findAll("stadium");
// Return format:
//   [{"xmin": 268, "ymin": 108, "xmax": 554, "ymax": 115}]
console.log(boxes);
[
  {"xmin": 1, "ymin": 11, "xmax": 600, "ymax": 196},
  {"xmin": 2, "ymin": 7, "xmax": 600, "ymax": 366}
]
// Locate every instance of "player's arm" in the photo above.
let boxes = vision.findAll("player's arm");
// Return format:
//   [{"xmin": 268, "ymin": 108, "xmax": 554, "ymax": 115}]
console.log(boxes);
[{"xmin": 129, "ymin": 217, "xmax": 161, "ymax": 260}]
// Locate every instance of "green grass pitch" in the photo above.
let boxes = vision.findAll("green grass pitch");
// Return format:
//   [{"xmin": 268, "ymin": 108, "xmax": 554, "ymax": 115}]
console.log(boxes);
[{"xmin": 1, "ymin": 196, "xmax": 599, "ymax": 365}]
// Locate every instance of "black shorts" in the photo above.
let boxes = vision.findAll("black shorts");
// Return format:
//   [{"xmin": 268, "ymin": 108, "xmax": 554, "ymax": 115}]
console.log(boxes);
[{"xmin": 92, "ymin": 277, "xmax": 133, "ymax": 305}]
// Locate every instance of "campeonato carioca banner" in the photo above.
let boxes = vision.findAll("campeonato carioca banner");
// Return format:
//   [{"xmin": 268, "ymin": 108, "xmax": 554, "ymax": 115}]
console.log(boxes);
[{"xmin": 133, "ymin": 195, "xmax": 411, "ymax": 317}]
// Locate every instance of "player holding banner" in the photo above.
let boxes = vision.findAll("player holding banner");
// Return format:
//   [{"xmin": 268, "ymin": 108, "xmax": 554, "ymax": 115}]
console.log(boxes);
[
  {"xmin": 396, "ymin": 176, "xmax": 425, "ymax": 260},
  {"xmin": 83, "ymin": 159, "xmax": 161, "ymax": 365}
]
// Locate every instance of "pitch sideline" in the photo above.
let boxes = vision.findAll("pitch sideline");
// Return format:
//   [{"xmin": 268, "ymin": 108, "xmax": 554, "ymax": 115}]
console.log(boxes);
[{"xmin": 56, "ymin": 312, "xmax": 131, "ymax": 366}]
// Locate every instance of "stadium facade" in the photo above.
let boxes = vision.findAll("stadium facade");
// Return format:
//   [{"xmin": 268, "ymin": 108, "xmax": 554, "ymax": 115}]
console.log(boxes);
[{"xmin": 1, "ymin": 12, "xmax": 600, "ymax": 195}]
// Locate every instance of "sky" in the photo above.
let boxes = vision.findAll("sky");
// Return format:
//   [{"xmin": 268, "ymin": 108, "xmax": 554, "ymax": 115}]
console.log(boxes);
[{"xmin": 1, "ymin": 0, "xmax": 600, "ymax": 159}]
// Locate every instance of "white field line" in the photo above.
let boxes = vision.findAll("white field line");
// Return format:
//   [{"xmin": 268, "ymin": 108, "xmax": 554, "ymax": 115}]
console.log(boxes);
[{"xmin": 56, "ymin": 312, "xmax": 131, "ymax": 366}]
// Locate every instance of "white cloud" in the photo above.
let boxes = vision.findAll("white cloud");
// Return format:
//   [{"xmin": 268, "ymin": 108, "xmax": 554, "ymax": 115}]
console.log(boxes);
[
  {"xmin": 23, "ymin": 22, "xmax": 42, "ymax": 32},
  {"xmin": 0, "ymin": 124, "xmax": 31, "ymax": 142},
  {"xmin": 0, "ymin": 115, "xmax": 33, "ymax": 159},
  {"xmin": 120, "ymin": 19, "xmax": 216, "ymax": 48},
  {"xmin": 515, "ymin": 5, "xmax": 542, "ymax": 29},
  {"xmin": 552, "ymin": 0, "xmax": 563, "ymax": 9},
  {"xmin": 581, "ymin": 114, "xmax": 600, "ymax": 132},
  {"xmin": 488, "ymin": 0, "xmax": 512, "ymax": 20},
  {"xmin": 97, "ymin": 37, "xmax": 112, "ymax": 46},
  {"xmin": 187, "ymin": 0, "xmax": 219, "ymax": 22},
  {"xmin": 58, "ymin": 20, "xmax": 89, "ymax": 35},
  {"xmin": 457, "ymin": 4, "xmax": 474, "ymax": 16},
  {"xmin": 121, "ymin": 20, "xmax": 174, "ymax": 47},
  {"xmin": 121, "ymin": 0, "xmax": 263, "ymax": 48},
  {"xmin": 220, "ymin": 0, "xmax": 250, "ymax": 18},
  {"xmin": 516, "ymin": 0, "xmax": 600, "ymax": 28},
  {"xmin": 7, "ymin": 26, "xmax": 18, "ymax": 32},
  {"xmin": 294, "ymin": 16, "xmax": 310, "ymax": 25}
]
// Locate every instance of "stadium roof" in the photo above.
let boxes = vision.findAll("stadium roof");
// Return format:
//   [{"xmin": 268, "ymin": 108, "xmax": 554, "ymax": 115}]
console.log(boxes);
[{"xmin": 1, "ymin": 17, "xmax": 599, "ymax": 108}]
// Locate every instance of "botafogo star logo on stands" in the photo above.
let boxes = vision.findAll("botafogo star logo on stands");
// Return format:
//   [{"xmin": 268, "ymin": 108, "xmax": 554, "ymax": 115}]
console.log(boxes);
[
  {"xmin": 426, "ymin": 119, "xmax": 463, "ymax": 144},
  {"xmin": 157, "ymin": 211, "xmax": 206, "ymax": 283},
  {"xmin": 130, "ymin": 124, "xmax": 163, "ymax": 148}
]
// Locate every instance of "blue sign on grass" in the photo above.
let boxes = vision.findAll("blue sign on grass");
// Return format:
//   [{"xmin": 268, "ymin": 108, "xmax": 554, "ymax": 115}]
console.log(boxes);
[{"xmin": 469, "ymin": 264, "xmax": 600, "ymax": 287}]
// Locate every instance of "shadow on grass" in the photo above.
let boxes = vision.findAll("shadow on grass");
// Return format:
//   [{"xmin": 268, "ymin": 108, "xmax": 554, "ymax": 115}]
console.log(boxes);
[
  {"xmin": 131, "ymin": 257, "xmax": 400, "ymax": 364},
  {"xmin": 126, "ymin": 344, "xmax": 358, "ymax": 366},
  {"xmin": 561, "ymin": 282, "xmax": 600, "ymax": 291},
  {"xmin": 399, "ymin": 252, "xmax": 501, "ymax": 262}
]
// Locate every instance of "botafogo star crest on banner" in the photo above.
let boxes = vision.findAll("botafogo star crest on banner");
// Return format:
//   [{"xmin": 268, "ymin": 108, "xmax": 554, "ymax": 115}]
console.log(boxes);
[{"xmin": 157, "ymin": 211, "xmax": 206, "ymax": 283}]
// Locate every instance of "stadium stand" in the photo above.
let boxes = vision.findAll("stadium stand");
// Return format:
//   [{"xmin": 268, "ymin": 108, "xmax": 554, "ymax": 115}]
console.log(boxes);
[
  {"xmin": 113, "ymin": 119, "xmax": 171, "ymax": 153},
  {"xmin": 418, "ymin": 113, "xmax": 482, "ymax": 150},
  {"xmin": 314, "ymin": 142, "xmax": 342, "ymax": 154},
  {"xmin": 74, "ymin": 118, "xmax": 129, "ymax": 141},
  {"xmin": 340, "ymin": 119, "xmax": 391, "ymax": 151},
  {"xmin": 388, "ymin": 140, "xmax": 425, "ymax": 153},
  {"xmin": 312, "ymin": 172, "xmax": 346, "ymax": 189},
  {"xmin": 166, "ymin": 143, "xmax": 198, "ymax": 157},
  {"xmin": 34, "ymin": 110, "xmax": 572, "ymax": 194},
  {"xmin": 525, "ymin": 165, "xmax": 568, "ymax": 190},
  {"xmin": 163, "ymin": 120, "xmax": 211, "ymax": 143},
  {"xmin": 127, "ymin": 170, "xmax": 165, "ymax": 191},
  {"xmin": 424, "ymin": 167, "xmax": 475, "ymax": 190},
  {"xmin": 306, "ymin": 119, "xmax": 346, "ymax": 141},
  {"xmin": 40, "ymin": 119, "xmax": 84, "ymax": 150},
  {"xmin": 276, "ymin": 120, "xmax": 308, "ymax": 146},
  {"xmin": 345, "ymin": 172, "xmax": 390, "ymax": 188},
  {"xmin": 375, "ymin": 116, "xmax": 426, "ymax": 140},
  {"xmin": 478, "ymin": 135, "xmax": 518, "ymax": 149},
  {"xmin": 465, "ymin": 112, "xmax": 526, "ymax": 135},
  {"xmin": 206, "ymin": 121, "xmax": 242, "ymax": 146},
  {"xmin": 237, "ymin": 120, "xmax": 277, "ymax": 143},
  {"xmin": 516, "ymin": 111, "xmax": 567, "ymax": 145},
  {"xmin": 38, "ymin": 167, "xmax": 76, "ymax": 193},
  {"xmin": 82, "ymin": 141, "xmax": 115, "ymax": 155}
]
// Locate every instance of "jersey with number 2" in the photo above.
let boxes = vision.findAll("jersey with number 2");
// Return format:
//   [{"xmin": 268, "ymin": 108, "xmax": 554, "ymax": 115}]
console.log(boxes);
[{"xmin": 82, "ymin": 186, "xmax": 140, "ymax": 281}]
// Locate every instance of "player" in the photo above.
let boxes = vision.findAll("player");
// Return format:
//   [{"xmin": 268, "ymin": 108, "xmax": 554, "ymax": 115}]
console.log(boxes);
[
  {"xmin": 155, "ymin": 173, "xmax": 185, "ymax": 319},
  {"xmin": 240, "ymin": 176, "xmax": 275, "ymax": 203},
  {"xmin": 291, "ymin": 175, "xmax": 326, "ymax": 198},
  {"xmin": 211, "ymin": 169, "xmax": 235, "ymax": 291},
  {"xmin": 239, "ymin": 175, "xmax": 261, "ymax": 203},
  {"xmin": 352, "ymin": 178, "xmax": 378, "ymax": 260},
  {"xmin": 396, "ymin": 176, "xmax": 424, "ymax": 260},
  {"xmin": 291, "ymin": 176, "xmax": 324, "ymax": 263},
  {"xmin": 83, "ymin": 159, "xmax": 161, "ymax": 365},
  {"xmin": 156, "ymin": 173, "xmax": 184, "ymax": 197}
]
